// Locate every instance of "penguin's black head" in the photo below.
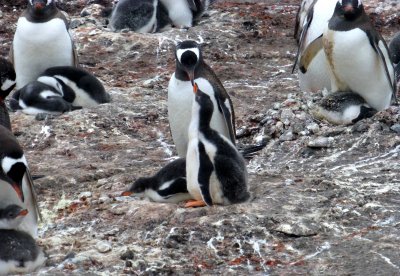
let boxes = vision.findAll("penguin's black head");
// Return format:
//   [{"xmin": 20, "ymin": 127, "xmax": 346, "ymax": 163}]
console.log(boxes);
[
  {"xmin": 0, "ymin": 205, "xmax": 28, "ymax": 220},
  {"xmin": 337, "ymin": 0, "xmax": 363, "ymax": 20},
  {"xmin": 175, "ymin": 40, "xmax": 202, "ymax": 85},
  {"xmin": 0, "ymin": 58, "xmax": 16, "ymax": 99},
  {"xmin": 193, "ymin": 83, "xmax": 214, "ymax": 121},
  {"xmin": 28, "ymin": 0, "xmax": 56, "ymax": 16}
]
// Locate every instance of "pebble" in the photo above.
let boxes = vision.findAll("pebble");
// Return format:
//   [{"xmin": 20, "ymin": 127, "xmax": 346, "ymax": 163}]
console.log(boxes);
[
  {"xmin": 99, "ymin": 196, "xmax": 112, "ymax": 204},
  {"xmin": 306, "ymin": 123, "xmax": 320, "ymax": 133},
  {"xmin": 308, "ymin": 137, "xmax": 334, "ymax": 148},
  {"xmin": 96, "ymin": 241, "xmax": 112, "ymax": 253},
  {"xmin": 79, "ymin": 192, "xmax": 92, "ymax": 200},
  {"xmin": 279, "ymin": 131, "xmax": 295, "ymax": 141},
  {"xmin": 390, "ymin": 124, "xmax": 400, "ymax": 134}
]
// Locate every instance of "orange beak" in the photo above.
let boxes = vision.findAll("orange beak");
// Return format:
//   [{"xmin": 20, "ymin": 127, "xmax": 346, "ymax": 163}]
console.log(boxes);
[
  {"xmin": 18, "ymin": 209, "xmax": 29, "ymax": 217},
  {"xmin": 12, "ymin": 183, "xmax": 24, "ymax": 201},
  {"xmin": 121, "ymin": 191, "xmax": 133, "ymax": 196},
  {"xmin": 193, "ymin": 83, "xmax": 198, "ymax": 94}
]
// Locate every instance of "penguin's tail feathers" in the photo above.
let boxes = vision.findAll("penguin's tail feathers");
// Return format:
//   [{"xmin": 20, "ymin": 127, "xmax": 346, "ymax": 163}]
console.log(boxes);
[{"xmin": 238, "ymin": 141, "xmax": 267, "ymax": 159}]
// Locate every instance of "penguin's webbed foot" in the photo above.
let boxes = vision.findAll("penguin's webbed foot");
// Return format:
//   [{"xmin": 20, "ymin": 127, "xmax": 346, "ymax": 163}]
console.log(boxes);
[{"xmin": 184, "ymin": 199, "xmax": 207, "ymax": 208}]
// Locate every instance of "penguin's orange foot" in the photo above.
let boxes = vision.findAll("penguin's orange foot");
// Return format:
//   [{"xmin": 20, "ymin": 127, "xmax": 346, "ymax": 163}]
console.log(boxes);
[
  {"xmin": 184, "ymin": 199, "xmax": 207, "ymax": 208},
  {"xmin": 121, "ymin": 191, "xmax": 133, "ymax": 196}
]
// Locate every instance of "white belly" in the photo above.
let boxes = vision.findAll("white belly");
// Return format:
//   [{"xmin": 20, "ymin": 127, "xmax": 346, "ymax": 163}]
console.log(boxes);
[
  {"xmin": 160, "ymin": 0, "xmax": 193, "ymax": 27},
  {"xmin": 186, "ymin": 138, "xmax": 202, "ymax": 201},
  {"xmin": 13, "ymin": 17, "xmax": 74, "ymax": 89},
  {"xmin": 168, "ymin": 75, "xmax": 230, "ymax": 157},
  {"xmin": 324, "ymin": 29, "xmax": 394, "ymax": 111}
]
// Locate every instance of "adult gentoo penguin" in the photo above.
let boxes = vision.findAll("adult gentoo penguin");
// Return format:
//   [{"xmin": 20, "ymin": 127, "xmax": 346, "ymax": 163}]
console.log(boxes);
[
  {"xmin": 168, "ymin": 40, "xmax": 235, "ymax": 158},
  {"xmin": 185, "ymin": 83, "xmax": 249, "ymax": 207},
  {"xmin": 292, "ymin": 0, "xmax": 337, "ymax": 92},
  {"xmin": 321, "ymin": 0, "xmax": 396, "ymax": 111},
  {"xmin": 11, "ymin": 0, "xmax": 78, "ymax": 89},
  {"xmin": 122, "ymin": 158, "xmax": 192, "ymax": 203},
  {"xmin": 10, "ymin": 66, "xmax": 110, "ymax": 115},
  {"xmin": 0, "ymin": 58, "xmax": 16, "ymax": 130},
  {"xmin": 0, "ymin": 229, "xmax": 46, "ymax": 274},
  {"xmin": 311, "ymin": 91, "xmax": 376, "ymax": 125}
]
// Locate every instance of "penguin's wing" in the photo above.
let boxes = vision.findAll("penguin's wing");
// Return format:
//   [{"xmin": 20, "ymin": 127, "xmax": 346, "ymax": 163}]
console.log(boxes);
[
  {"xmin": 299, "ymin": 34, "xmax": 323, "ymax": 73},
  {"xmin": 366, "ymin": 30, "xmax": 397, "ymax": 103},
  {"xmin": 187, "ymin": 0, "xmax": 198, "ymax": 12},
  {"xmin": 25, "ymin": 168, "xmax": 42, "ymax": 222},
  {"xmin": 71, "ymin": 40, "xmax": 80, "ymax": 67},
  {"xmin": 216, "ymin": 94, "xmax": 236, "ymax": 145},
  {"xmin": 292, "ymin": 0, "xmax": 317, "ymax": 73},
  {"xmin": 56, "ymin": 10, "xmax": 79, "ymax": 67},
  {"xmin": 8, "ymin": 45, "xmax": 14, "ymax": 66}
]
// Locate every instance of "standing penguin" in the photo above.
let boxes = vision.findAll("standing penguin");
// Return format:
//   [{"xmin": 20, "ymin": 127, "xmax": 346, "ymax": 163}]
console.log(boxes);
[
  {"xmin": 10, "ymin": 66, "xmax": 110, "ymax": 115},
  {"xmin": 321, "ymin": 0, "xmax": 396, "ymax": 111},
  {"xmin": 122, "ymin": 158, "xmax": 192, "ymax": 203},
  {"xmin": 168, "ymin": 40, "xmax": 235, "ymax": 158},
  {"xmin": 160, "ymin": 0, "xmax": 213, "ymax": 28},
  {"xmin": 0, "ymin": 229, "xmax": 46, "ymax": 274},
  {"xmin": 11, "ymin": 0, "xmax": 78, "ymax": 89},
  {"xmin": 185, "ymin": 83, "xmax": 249, "ymax": 207},
  {"xmin": 389, "ymin": 32, "xmax": 400, "ymax": 83},
  {"xmin": 293, "ymin": 0, "xmax": 337, "ymax": 92},
  {"xmin": 0, "ymin": 58, "xmax": 16, "ymax": 130}
]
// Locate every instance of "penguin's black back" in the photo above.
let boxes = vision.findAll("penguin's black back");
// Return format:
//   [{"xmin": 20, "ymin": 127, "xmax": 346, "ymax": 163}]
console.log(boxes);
[
  {"xmin": 0, "ymin": 229, "xmax": 41, "ymax": 263},
  {"xmin": 40, "ymin": 66, "xmax": 110, "ymax": 104}
]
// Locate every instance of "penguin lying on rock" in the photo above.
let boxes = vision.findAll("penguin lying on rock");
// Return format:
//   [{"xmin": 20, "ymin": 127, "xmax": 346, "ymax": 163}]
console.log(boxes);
[
  {"xmin": 109, "ymin": 0, "xmax": 214, "ymax": 32},
  {"xmin": 0, "ymin": 229, "xmax": 46, "ymax": 275},
  {"xmin": 311, "ymin": 91, "xmax": 376, "ymax": 125},
  {"xmin": 185, "ymin": 83, "xmax": 250, "ymax": 207},
  {"xmin": 122, "ymin": 158, "xmax": 192, "ymax": 203},
  {"xmin": 10, "ymin": 66, "xmax": 110, "ymax": 115}
]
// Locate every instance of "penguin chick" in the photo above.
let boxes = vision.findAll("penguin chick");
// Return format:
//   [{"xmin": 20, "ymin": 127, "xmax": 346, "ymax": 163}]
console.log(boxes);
[
  {"xmin": 123, "ymin": 158, "xmax": 192, "ymax": 203},
  {"xmin": 10, "ymin": 66, "xmax": 110, "ymax": 115},
  {"xmin": 311, "ymin": 91, "xmax": 376, "ymax": 125},
  {"xmin": 11, "ymin": 0, "xmax": 79, "ymax": 89},
  {"xmin": 186, "ymin": 83, "xmax": 250, "ymax": 207},
  {"xmin": 168, "ymin": 40, "xmax": 235, "ymax": 158},
  {"xmin": 0, "ymin": 204, "xmax": 28, "ymax": 230},
  {"xmin": 0, "ymin": 229, "xmax": 46, "ymax": 275},
  {"xmin": 322, "ymin": 0, "xmax": 396, "ymax": 111},
  {"xmin": 0, "ymin": 58, "xmax": 16, "ymax": 130},
  {"xmin": 109, "ymin": 0, "xmax": 169, "ymax": 33},
  {"xmin": 160, "ymin": 0, "xmax": 213, "ymax": 28}
]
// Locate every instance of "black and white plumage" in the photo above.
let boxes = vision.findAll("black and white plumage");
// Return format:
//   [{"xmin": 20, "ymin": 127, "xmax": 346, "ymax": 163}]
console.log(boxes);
[
  {"xmin": 0, "ymin": 58, "xmax": 16, "ymax": 130},
  {"xmin": 11, "ymin": 0, "xmax": 78, "ymax": 89},
  {"xmin": 321, "ymin": 0, "xmax": 396, "ymax": 111},
  {"xmin": 0, "ymin": 229, "xmax": 46, "ymax": 274},
  {"xmin": 168, "ymin": 40, "xmax": 235, "ymax": 158},
  {"xmin": 109, "ymin": 0, "xmax": 171, "ymax": 33},
  {"xmin": 186, "ymin": 83, "xmax": 249, "ymax": 206},
  {"xmin": 294, "ymin": 0, "xmax": 314, "ymax": 43},
  {"xmin": 311, "ymin": 91, "xmax": 376, "ymax": 125},
  {"xmin": 0, "ymin": 203, "xmax": 28, "ymax": 230},
  {"xmin": 389, "ymin": 32, "xmax": 400, "ymax": 83},
  {"xmin": 0, "ymin": 125, "xmax": 41, "ymax": 238},
  {"xmin": 293, "ymin": 0, "xmax": 337, "ymax": 92},
  {"xmin": 123, "ymin": 158, "xmax": 192, "ymax": 203},
  {"xmin": 10, "ymin": 66, "xmax": 110, "ymax": 115}
]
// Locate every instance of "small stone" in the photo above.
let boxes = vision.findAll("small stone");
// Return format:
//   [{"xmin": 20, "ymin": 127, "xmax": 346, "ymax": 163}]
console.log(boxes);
[
  {"xmin": 79, "ymin": 192, "xmax": 92, "ymax": 200},
  {"xmin": 120, "ymin": 249, "xmax": 135, "ymax": 260},
  {"xmin": 390, "ymin": 124, "xmax": 400, "ymax": 134},
  {"xmin": 99, "ymin": 196, "xmax": 112, "ymax": 204},
  {"xmin": 96, "ymin": 241, "xmax": 112, "ymax": 253},
  {"xmin": 306, "ymin": 123, "xmax": 320, "ymax": 133},
  {"xmin": 308, "ymin": 137, "xmax": 334, "ymax": 148},
  {"xmin": 273, "ymin": 102, "xmax": 281, "ymax": 110},
  {"xmin": 280, "ymin": 109, "xmax": 295, "ymax": 126},
  {"xmin": 279, "ymin": 131, "xmax": 295, "ymax": 141}
]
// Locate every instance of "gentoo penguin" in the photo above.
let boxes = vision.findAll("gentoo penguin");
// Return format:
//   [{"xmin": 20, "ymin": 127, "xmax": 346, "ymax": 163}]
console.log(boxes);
[
  {"xmin": 185, "ymin": 83, "xmax": 249, "ymax": 207},
  {"xmin": 0, "ymin": 229, "xmax": 46, "ymax": 274},
  {"xmin": 11, "ymin": 0, "xmax": 78, "ymax": 89},
  {"xmin": 0, "ymin": 58, "xmax": 16, "ymax": 130},
  {"xmin": 292, "ymin": 0, "xmax": 337, "ymax": 92},
  {"xmin": 293, "ymin": 0, "xmax": 314, "ymax": 43},
  {"xmin": 0, "ymin": 125, "xmax": 41, "ymax": 238},
  {"xmin": 168, "ymin": 40, "xmax": 235, "ymax": 158},
  {"xmin": 122, "ymin": 158, "xmax": 192, "ymax": 203},
  {"xmin": 311, "ymin": 91, "xmax": 376, "ymax": 125},
  {"xmin": 109, "ymin": 0, "xmax": 171, "ymax": 33},
  {"xmin": 10, "ymin": 66, "xmax": 110, "ymax": 115},
  {"xmin": 160, "ymin": 0, "xmax": 213, "ymax": 28},
  {"xmin": 0, "ymin": 203, "xmax": 28, "ymax": 230},
  {"xmin": 389, "ymin": 32, "xmax": 400, "ymax": 83},
  {"xmin": 321, "ymin": 0, "xmax": 396, "ymax": 111}
]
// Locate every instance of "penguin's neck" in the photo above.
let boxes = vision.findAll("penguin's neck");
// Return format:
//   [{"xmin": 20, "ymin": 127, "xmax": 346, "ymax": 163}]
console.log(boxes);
[
  {"xmin": 27, "ymin": 7, "xmax": 58, "ymax": 23},
  {"xmin": 175, "ymin": 60, "xmax": 202, "ymax": 82},
  {"xmin": 189, "ymin": 99, "xmax": 213, "ymax": 140}
]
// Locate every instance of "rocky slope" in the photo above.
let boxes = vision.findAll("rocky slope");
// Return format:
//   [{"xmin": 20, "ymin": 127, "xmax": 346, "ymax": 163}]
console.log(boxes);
[{"xmin": 0, "ymin": 0, "xmax": 400, "ymax": 275}]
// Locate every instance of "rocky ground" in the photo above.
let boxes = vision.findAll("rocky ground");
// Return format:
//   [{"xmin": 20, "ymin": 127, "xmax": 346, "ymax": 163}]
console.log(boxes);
[{"xmin": 1, "ymin": 0, "xmax": 400, "ymax": 275}]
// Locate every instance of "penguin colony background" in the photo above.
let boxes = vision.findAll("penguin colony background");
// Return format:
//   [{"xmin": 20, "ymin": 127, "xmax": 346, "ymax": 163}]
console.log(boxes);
[{"xmin": 0, "ymin": 0, "xmax": 399, "ymax": 274}]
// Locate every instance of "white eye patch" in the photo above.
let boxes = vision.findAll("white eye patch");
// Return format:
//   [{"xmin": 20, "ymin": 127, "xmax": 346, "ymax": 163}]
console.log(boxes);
[
  {"xmin": 1, "ymin": 79, "xmax": 16, "ymax": 91},
  {"xmin": 176, "ymin": 48, "xmax": 200, "ymax": 64}
]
